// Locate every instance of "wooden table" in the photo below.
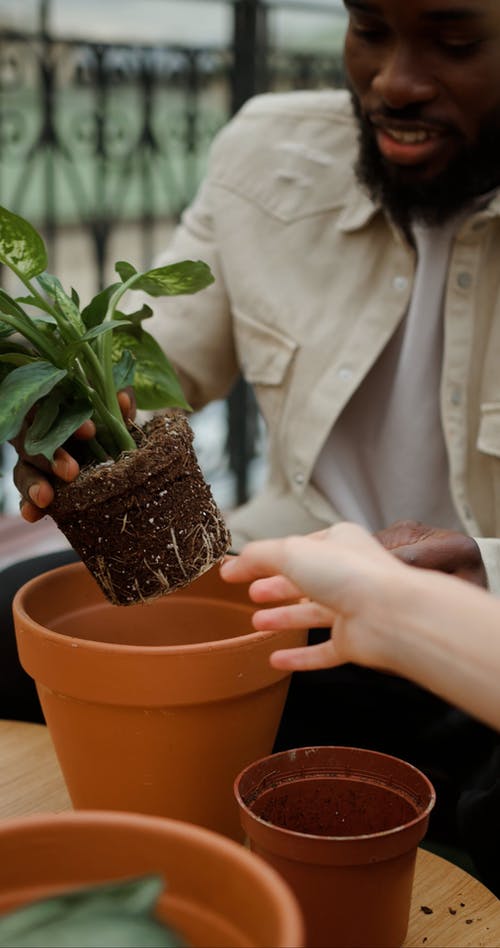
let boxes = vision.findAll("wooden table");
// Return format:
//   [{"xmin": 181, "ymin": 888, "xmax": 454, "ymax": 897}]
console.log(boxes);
[{"xmin": 0, "ymin": 720, "xmax": 499, "ymax": 947}]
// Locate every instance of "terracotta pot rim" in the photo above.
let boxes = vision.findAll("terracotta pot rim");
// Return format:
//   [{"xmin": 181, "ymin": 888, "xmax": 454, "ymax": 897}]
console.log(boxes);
[
  {"xmin": 234, "ymin": 745, "xmax": 436, "ymax": 844},
  {"xmin": 0, "ymin": 807, "xmax": 263, "ymax": 857},
  {"xmin": 13, "ymin": 562, "xmax": 288, "ymax": 656},
  {"xmin": 0, "ymin": 810, "xmax": 305, "ymax": 948},
  {"xmin": 0, "ymin": 808, "xmax": 299, "ymax": 892}
]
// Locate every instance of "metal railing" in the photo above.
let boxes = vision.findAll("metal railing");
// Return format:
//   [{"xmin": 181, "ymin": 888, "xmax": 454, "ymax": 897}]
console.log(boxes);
[{"xmin": 0, "ymin": 0, "xmax": 346, "ymax": 509}]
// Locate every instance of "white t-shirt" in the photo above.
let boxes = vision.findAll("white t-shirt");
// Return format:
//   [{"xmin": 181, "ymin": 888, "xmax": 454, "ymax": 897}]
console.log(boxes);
[{"xmin": 312, "ymin": 216, "xmax": 464, "ymax": 532}]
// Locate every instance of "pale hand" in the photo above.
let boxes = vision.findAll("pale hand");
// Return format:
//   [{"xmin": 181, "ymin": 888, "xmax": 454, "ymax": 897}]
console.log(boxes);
[{"xmin": 220, "ymin": 522, "xmax": 410, "ymax": 672}]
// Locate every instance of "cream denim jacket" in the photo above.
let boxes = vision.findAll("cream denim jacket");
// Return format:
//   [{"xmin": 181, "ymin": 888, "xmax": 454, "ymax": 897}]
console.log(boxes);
[{"xmin": 146, "ymin": 89, "xmax": 500, "ymax": 588}]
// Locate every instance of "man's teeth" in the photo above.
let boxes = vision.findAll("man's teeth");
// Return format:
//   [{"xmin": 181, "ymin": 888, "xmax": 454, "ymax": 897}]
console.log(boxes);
[{"xmin": 385, "ymin": 128, "xmax": 434, "ymax": 143}]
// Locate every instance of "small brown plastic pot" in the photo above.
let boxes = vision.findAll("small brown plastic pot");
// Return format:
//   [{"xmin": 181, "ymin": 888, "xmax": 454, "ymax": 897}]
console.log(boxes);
[
  {"xmin": 0, "ymin": 809, "xmax": 305, "ymax": 947},
  {"xmin": 12, "ymin": 561, "xmax": 306, "ymax": 841},
  {"xmin": 235, "ymin": 746, "xmax": 436, "ymax": 948}
]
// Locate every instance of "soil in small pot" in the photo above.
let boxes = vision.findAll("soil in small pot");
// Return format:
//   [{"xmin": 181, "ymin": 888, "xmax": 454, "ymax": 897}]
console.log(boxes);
[
  {"xmin": 48, "ymin": 410, "xmax": 231, "ymax": 606},
  {"xmin": 250, "ymin": 776, "xmax": 419, "ymax": 837}
]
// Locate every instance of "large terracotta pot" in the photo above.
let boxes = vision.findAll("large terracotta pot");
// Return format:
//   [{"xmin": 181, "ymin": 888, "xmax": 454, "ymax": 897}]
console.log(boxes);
[
  {"xmin": 12, "ymin": 561, "xmax": 306, "ymax": 841},
  {"xmin": 0, "ymin": 810, "xmax": 304, "ymax": 947},
  {"xmin": 235, "ymin": 746, "xmax": 436, "ymax": 948}
]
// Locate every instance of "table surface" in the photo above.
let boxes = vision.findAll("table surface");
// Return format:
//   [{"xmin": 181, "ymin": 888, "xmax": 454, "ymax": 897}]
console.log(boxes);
[{"xmin": 0, "ymin": 720, "xmax": 499, "ymax": 948}]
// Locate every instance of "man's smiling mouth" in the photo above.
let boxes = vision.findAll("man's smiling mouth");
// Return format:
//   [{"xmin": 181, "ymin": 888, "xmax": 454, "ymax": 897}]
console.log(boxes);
[{"xmin": 383, "ymin": 127, "xmax": 439, "ymax": 144}]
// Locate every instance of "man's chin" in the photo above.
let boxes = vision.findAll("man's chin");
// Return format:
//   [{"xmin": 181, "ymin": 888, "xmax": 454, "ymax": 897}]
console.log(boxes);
[
  {"xmin": 355, "ymin": 131, "xmax": 500, "ymax": 229},
  {"xmin": 350, "ymin": 89, "xmax": 500, "ymax": 228}
]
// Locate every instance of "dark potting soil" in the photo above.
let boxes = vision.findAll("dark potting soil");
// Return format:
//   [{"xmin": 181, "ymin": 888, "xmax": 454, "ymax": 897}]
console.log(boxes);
[
  {"xmin": 250, "ymin": 775, "xmax": 419, "ymax": 837},
  {"xmin": 48, "ymin": 411, "xmax": 231, "ymax": 605}
]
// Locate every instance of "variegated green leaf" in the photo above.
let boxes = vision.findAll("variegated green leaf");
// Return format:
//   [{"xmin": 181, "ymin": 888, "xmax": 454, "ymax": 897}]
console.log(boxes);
[
  {"xmin": 125, "ymin": 260, "xmax": 214, "ymax": 298},
  {"xmin": 114, "ymin": 304, "xmax": 153, "ymax": 326},
  {"xmin": 0, "ymin": 205, "xmax": 47, "ymax": 278},
  {"xmin": 113, "ymin": 328, "xmax": 191, "ymax": 411}
]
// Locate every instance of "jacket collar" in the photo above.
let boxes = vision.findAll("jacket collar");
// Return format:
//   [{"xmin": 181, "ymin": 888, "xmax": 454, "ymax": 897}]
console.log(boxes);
[
  {"xmin": 336, "ymin": 184, "xmax": 381, "ymax": 232},
  {"xmin": 337, "ymin": 182, "xmax": 500, "ymax": 233}
]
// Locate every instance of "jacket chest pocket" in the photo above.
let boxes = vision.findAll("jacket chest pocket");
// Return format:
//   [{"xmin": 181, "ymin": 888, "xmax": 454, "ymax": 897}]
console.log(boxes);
[{"xmin": 233, "ymin": 307, "xmax": 298, "ymax": 430}]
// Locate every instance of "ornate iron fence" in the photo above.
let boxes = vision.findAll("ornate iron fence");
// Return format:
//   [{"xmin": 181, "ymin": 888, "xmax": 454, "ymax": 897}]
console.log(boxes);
[{"xmin": 0, "ymin": 0, "xmax": 346, "ymax": 510}]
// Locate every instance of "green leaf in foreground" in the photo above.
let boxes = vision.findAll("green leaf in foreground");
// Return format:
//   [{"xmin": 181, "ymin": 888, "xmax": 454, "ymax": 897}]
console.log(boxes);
[
  {"xmin": 0, "ymin": 361, "xmax": 67, "ymax": 442},
  {"xmin": 0, "ymin": 875, "xmax": 186, "ymax": 948},
  {"xmin": 0, "ymin": 205, "xmax": 48, "ymax": 279}
]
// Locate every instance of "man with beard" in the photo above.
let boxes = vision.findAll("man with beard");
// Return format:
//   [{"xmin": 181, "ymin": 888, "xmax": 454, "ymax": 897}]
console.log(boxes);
[{"xmin": 13, "ymin": 0, "xmax": 500, "ymax": 891}]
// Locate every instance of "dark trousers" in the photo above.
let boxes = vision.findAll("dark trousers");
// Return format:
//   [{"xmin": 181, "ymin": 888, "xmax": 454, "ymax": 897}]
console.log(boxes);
[{"xmin": 0, "ymin": 549, "xmax": 78, "ymax": 723}]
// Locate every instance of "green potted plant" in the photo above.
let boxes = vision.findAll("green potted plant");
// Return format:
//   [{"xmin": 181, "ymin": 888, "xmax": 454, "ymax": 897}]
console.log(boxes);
[
  {"xmin": 2, "ymin": 208, "xmax": 308, "ymax": 841},
  {"xmin": 0, "ymin": 204, "xmax": 231, "ymax": 605}
]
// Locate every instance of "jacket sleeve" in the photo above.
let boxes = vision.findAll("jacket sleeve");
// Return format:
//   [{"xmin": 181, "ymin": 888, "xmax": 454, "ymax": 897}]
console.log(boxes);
[
  {"xmin": 474, "ymin": 537, "xmax": 500, "ymax": 593},
  {"xmin": 141, "ymin": 135, "xmax": 240, "ymax": 410}
]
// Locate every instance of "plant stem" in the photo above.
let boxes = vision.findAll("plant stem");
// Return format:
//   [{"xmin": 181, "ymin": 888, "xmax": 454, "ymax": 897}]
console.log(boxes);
[
  {"xmin": 82, "ymin": 383, "xmax": 136, "ymax": 454},
  {"xmin": 19, "ymin": 271, "xmax": 137, "ymax": 457},
  {"xmin": 0, "ymin": 311, "xmax": 65, "ymax": 366},
  {"xmin": 87, "ymin": 438, "xmax": 110, "ymax": 462}
]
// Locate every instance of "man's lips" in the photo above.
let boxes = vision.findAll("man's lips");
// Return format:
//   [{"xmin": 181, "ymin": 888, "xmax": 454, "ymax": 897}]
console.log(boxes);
[{"xmin": 371, "ymin": 119, "xmax": 450, "ymax": 166}]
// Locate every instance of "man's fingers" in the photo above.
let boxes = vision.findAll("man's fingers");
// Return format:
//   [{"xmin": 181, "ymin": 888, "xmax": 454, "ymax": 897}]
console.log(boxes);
[
  {"xmin": 20, "ymin": 500, "xmax": 45, "ymax": 523},
  {"xmin": 14, "ymin": 460, "xmax": 54, "ymax": 508},
  {"xmin": 392, "ymin": 537, "xmax": 481, "ymax": 572},
  {"xmin": 51, "ymin": 448, "xmax": 80, "ymax": 483},
  {"xmin": 270, "ymin": 639, "xmax": 339, "ymax": 671},
  {"xmin": 73, "ymin": 419, "xmax": 96, "ymax": 440},
  {"xmin": 117, "ymin": 387, "xmax": 136, "ymax": 421},
  {"xmin": 51, "ymin": 453, "xmax": 79, "ymax": 483},
  {"xmin": 13, "ymin": 449, "xmax": 79, "ymax": 512}
]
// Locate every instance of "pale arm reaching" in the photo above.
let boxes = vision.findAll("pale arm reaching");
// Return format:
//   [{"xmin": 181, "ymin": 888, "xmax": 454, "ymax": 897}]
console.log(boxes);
[{"xmin": 220, "ymin": 522, "xmax": 500, "ymax": 732}]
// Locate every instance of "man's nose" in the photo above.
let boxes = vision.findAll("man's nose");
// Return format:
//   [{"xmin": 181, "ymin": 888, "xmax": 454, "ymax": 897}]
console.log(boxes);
[{"xmin": 371, "ymin": 45, "xmax": 437, "ymax": 109}]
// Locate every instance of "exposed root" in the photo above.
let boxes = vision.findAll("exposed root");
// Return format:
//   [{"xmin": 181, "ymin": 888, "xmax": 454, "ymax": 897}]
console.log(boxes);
[
  {"xmin": 95, "ymin": 556, "xmax": 117, "ymax": 601},
  {"xmin": 169, "ymin": 527, "xmax": 189, "ymax": 579}
]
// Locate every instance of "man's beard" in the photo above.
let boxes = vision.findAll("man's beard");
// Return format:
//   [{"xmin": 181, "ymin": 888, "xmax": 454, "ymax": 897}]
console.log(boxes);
[{"xmin": 350, "ymin": 91, "xmax": 500, "ymax": 230}]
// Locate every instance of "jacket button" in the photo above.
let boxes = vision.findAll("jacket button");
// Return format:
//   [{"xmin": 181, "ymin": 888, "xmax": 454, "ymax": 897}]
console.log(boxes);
[
  {"xmin": 337, "ymin": 366, "xmax": 352, "ymax": 381},
  {"xmin": 294, "ymin": 472, "xmax": 304, "ymax": 485},
  {"xmin": 393, "ymin": 275, "xmax": 408, "ymax": 292},
  {"xmin": 457, "ymin": 271, "xmax": 472, "ymax": 289}
]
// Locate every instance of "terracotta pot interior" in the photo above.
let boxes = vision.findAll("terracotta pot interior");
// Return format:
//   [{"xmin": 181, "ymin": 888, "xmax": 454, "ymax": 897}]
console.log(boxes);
[
  {"xmin": 249, "ymin": 775, "xmax": 418, "ymax": 836},
  {"xmin": 46, "ymin": 597, "xmax": 255, "ymax": 647},
  {"xmin": 19, "ymin": 562, "xmax": 259, "ymax": 646},
  {"xmin": 238, "ymin": 748, "xmax": 434, "ymax": 839}
]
